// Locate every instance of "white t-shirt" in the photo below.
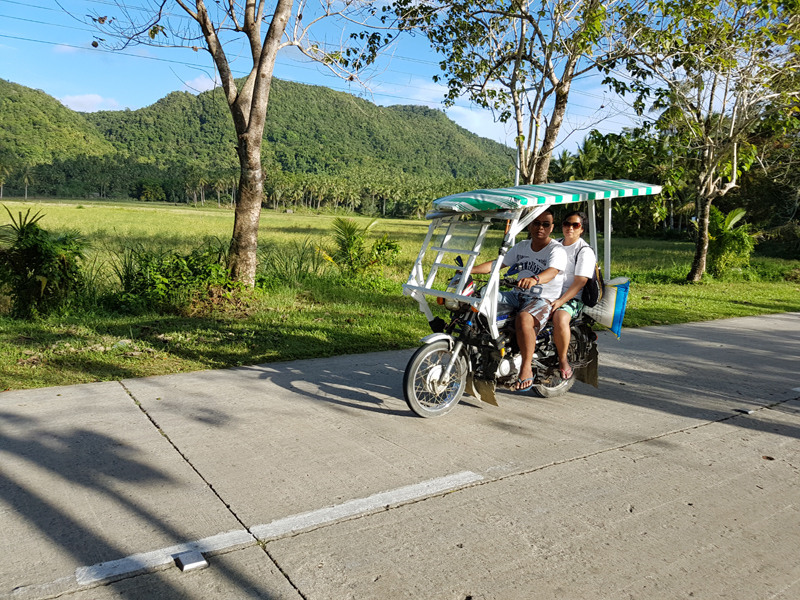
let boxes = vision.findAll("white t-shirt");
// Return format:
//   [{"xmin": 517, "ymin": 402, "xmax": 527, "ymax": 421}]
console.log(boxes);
[
  {"xmin": 559, "ymin": 238, "xmax": 596, "ymax": 301},
  {"xmin": 504, "ymin": 238, "xmax": 567, "ymax": 301}
]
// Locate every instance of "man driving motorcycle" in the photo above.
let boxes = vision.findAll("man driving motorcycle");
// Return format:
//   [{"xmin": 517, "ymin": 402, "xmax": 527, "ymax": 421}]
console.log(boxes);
[{"xmin": 469, "ymin": 208, "xmax": 567, "ymax": 392}]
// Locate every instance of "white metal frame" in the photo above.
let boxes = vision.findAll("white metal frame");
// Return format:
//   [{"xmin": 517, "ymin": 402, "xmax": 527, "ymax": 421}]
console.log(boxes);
[{"xmin": 403, "ymin": 205, "xmax": 550, "ymax": 341}]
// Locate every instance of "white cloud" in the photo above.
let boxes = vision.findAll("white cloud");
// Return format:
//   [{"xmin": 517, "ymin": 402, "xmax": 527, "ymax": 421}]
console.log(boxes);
[
  {"xmin": 401, "ymin": 78, "xmax": 448, "ymax": 106},
  {"xmin": 183, "ymin": 74, "xmax": 220, "ymax": 94},
  {"xmin": 445, "ymin": 105, "xmax": 515, "ymax": 147},
  {"xmin": 59, "ymin": 94, "xmax": 121, "ymax": 112},
  {"xmin": 54, "ymin": 45, "xmax": 81, "ymax": 54}
]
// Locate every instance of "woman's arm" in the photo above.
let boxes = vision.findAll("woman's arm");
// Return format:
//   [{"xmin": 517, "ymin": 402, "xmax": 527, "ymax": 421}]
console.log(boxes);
[{"xmin": 552, "ymin": 276, "xmax": 588, "ymax": 310}]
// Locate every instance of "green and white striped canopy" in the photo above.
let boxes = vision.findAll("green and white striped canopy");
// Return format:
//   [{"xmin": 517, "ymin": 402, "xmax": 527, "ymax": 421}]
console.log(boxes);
[{"xmin": 433, "ymin": 179, "xmax": 662, "ymax": 213}]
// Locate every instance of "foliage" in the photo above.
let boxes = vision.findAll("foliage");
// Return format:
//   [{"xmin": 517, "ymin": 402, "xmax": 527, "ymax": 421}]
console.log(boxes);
[
  {"xmin": 0, "ymin": 79, "xmax": 512, "ymax": 206},
  {"xmin": 0, "ymin": 206, "xmax": 88, "ymax": 318},
  {"xmin": 256, "ymin": 237, "xmax": 331, "ymax": 288},
  {"xmin": 81, "ymin": 0, "xmax": 402, "ymax": 287},
  {"xmin": 132, "ymin": 178, "xmax": 167, "ymax": 202},
  {"xmin": 393, "ymin": 0, "xmax": 648, "ymax": 183},
  {"xmin": 605, "ymin": 0, "xmax": 800, "ymax": 281},
  {"xmin": 110, "ymin": 240, "xmax": 236, "ymax": 313},
  {"xmin": 320, "ymin": 218, "xmax": 401, "ymax": 276},
  {"xmin": 0, "ymin": 79, "xmax": 114, "ymax": 168},
  {"xmin": 755, "ymin": 221, "xmax": 800, "ymax": 260},
  {"xmin": 706, "ymin": 206, "xmax": 755, "ymax": 277}
]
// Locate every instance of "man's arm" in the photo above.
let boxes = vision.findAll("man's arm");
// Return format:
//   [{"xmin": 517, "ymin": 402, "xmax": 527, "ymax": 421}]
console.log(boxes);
[
  {"xmin": 470, "ymin": 258, "xmax": 514, "ymax": 275},
  {"xmin": 515, "ymin": 266, "xmax": 559, "ymax": 290},
  {"xmin": 536, "ymin": 266, "xmax": 561, "ymax": 284},
  {"xmin": 469, "ymin": 260, "xmax": 496, "ymax": 275}
]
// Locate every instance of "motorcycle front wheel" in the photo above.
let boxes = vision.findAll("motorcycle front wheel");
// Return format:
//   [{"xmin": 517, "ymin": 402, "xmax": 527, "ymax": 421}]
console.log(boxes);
[{"xmin": 403, "ymin": 340, "xmax": 468, "ymax": 418}]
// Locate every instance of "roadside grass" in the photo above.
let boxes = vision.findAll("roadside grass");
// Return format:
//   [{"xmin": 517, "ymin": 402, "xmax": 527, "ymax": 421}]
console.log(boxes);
[{"xmin": 2, "ymin": 199, "xmax": 799, "ymax": 390}]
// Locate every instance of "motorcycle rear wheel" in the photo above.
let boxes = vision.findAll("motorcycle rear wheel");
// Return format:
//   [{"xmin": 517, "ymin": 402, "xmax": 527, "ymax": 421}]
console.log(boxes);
[
  {"xmin": 530, "ymin": 371, "xmax": 576, "ymax": 398},
  {"xmin": 403, "ymin": 340, "xmax": 468, "ymax": 418},
  {"xmin": 531, "ymin": 330, "xmax": 579, "ymax": 398}
]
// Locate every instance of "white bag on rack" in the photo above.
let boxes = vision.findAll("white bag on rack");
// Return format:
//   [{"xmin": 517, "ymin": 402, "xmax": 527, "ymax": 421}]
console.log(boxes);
[{"xmin": 582, "ymin": 277, "xmax": 630, "ymax": 338}]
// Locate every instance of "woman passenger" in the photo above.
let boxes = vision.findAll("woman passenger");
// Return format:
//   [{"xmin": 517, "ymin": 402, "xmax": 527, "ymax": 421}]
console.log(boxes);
[{"xmin": 550, "ymin": 210, "xmax": 596, "ymax": 380}]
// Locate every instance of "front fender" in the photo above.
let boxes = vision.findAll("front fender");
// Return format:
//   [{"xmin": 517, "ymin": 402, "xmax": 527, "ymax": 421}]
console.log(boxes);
[{"xmin": 419, "ymin": 333, "xmax": 456, "ymax": 348}]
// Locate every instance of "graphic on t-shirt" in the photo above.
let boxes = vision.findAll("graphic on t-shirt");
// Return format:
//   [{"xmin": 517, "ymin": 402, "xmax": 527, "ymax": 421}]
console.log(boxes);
[{"xmin": 510, "ymin": 258, "xmax": 548, "ymax": 276}]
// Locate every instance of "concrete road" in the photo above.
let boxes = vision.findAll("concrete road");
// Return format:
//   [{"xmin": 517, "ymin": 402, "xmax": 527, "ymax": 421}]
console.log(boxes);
[{"xmin": 1, "ymin": 313, "xmax": 799, "ymax": 599}]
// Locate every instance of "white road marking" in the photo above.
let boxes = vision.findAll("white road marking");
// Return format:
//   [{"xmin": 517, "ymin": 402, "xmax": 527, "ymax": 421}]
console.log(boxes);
[
  {"xmin": 251, "ymin": 470, "xmax": 484, "ymax": 540},
  {"xmin": 75, "ymin": 529, "xmax": 254, "ymax": 585},
  {"xmin": 72, "ymin": 471, "xmax": 483, "ymax": 586}
]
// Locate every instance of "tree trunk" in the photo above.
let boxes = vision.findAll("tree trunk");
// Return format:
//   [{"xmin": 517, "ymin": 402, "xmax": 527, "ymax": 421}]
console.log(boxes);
[
  {"xmin": 532, "ymin": 76, "xmax": 574, "ymax": 184},
  {"xmin": 229, "ymin": 140, "xmax": 264, "ymax": 285},
  {"xmin": 687, "ymin": 196, "xmax": 712, "ymax": 282}
]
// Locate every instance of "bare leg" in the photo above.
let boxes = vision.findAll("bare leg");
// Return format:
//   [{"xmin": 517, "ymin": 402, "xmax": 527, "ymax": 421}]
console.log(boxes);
[
  {"xmin": 515, "ymin": 312, "xmax": 540, "ymax": 389},
  {"xmin": 553, "ymin": 308, "xmax": 571, "ymax": 374}
]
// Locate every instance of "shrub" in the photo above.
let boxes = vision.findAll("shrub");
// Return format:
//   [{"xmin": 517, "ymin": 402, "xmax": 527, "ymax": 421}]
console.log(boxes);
[
  {"xmin": 0, "ymin": 207, "xmax": 88, "ymax": 318},
  {"xmin": 256, "ymin": 237, "xmax": 329, "ymax": 288},
  {"xmin": 707, "ymin": 206, "xmax": 755, "ymax": 277},
  {"xmin": 756, "ymin": 221, "xmax": 800, "ymax": 260},
  {"xmin": 320, "ymin": 218, "xmax": 401, "ymax": 276},
  {"xmin": 110, "ymin": 240, "xmax": 234, "ymax": 312}
]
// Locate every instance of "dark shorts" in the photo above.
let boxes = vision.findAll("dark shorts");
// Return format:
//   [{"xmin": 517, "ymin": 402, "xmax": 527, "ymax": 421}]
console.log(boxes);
[{"xmin": 556, "ymin": 298, "xmax": 585, "ymax": 318}]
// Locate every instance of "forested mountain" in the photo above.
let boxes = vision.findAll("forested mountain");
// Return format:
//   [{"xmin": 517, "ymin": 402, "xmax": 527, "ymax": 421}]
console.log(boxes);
[
  {"xmin": 0, "ymin": 79, "xmax": 114, "ymax": 165},
  {"xmin": 0, "ymin": 78, "xmax": 511, "ymax": 177},
  {"xmin": 84, "ymin": 79, "xmax": 512, "ymax": 178},
  {"xmin": 0, "ymin": 78, "xmax": 513, "ymax": 211}
]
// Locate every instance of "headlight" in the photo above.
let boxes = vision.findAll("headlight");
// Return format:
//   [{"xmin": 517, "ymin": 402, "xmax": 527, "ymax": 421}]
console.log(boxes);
[{"xmin": 444, "ymin": 298, "xmax": 460, "ymax": 310}]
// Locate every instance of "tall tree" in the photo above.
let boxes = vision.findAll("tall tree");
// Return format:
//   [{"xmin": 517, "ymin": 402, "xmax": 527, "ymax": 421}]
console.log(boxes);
[
  {"xmin": 0, "ymin": 162, "xmax": 12, "ymax": 199},
  {"xmin": 393, "ymin": 0, "xmax": 649, "ymax": 183},
  {"xmin": 82, "ymin": 1, "xmax": 393, "ymax": 285},
  {"xmin": 608, "ymin": 0, "xmax": 800, "ymax": 280},
  {"xmin": 20, "ymin": 165, "xmax": 35, "ymax": 200}
]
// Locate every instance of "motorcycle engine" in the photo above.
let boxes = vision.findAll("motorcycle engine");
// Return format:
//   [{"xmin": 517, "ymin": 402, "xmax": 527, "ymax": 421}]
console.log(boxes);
[{"xmin": 497, "ymin": 354, "xmax": 522, "ymax": 377}]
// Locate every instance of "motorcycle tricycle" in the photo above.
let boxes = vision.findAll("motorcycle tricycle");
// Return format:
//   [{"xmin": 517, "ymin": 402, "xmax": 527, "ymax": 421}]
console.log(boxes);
[{"xmin": 401, "ymin": 179, "xmax": 662, "ymax": 418}]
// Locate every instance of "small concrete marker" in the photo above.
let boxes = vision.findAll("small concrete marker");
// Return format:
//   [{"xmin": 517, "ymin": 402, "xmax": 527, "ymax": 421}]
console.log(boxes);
[
  {"xmin": 173, "ymin": 550, "xmax": 208, "ymax": 572},
  {"xmin": 75, "ymin": 528, "xmax": 253, "ymax": 585}
]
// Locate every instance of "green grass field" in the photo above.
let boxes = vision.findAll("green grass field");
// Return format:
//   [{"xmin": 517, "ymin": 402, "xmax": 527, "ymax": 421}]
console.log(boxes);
[{"xmin": 2, "ymin": 198, "xmax": 799, "ymax": 391}]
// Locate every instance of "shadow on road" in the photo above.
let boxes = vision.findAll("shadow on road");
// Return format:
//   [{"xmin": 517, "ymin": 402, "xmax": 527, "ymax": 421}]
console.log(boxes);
[{"xmin": 0, "ymin": 408, "xmax": 286, "ymax": 598}]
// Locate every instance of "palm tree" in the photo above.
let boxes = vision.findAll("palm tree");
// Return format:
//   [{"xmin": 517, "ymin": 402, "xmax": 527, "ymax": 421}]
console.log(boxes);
[
  {"xmin": 0, "ymin": 162, "xmax": 12, "ymax": 199},
  {"xmin": 20, "ymin": 165, "xmax": 35, "ymax": 200},
  {"xmin": 548, "ymin": 150, "xmax": 575, "ymax": 182},
  {"xmin": 212, "ymin": 176, "xmax": 226, "ymax": 208},
  {"xmin": 572, "ymin": 138, "xmax": 599, "ymax": 181}
]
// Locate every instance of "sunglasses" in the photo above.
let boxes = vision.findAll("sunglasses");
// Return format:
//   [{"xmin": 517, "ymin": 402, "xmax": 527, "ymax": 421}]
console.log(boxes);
[
  {"xmin": 531, "ymin": 220, "xmax": 553, "ymax": 228},
  {"xmin": 562, "ymin": 221, "xmax": 582, "ymax": 229}
]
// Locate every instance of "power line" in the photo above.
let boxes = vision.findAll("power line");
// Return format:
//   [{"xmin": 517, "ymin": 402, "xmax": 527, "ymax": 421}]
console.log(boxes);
[
  {"xmin": 0, "ymin": 12, "xmax": 96, "ymax": 32},
  {"xmin": 3, "ymin": 0, "xmax": 632, "ymax": 107},
  {"xmin": 0, "ymin": 30, "xmax": 638, "ymax": 129}
]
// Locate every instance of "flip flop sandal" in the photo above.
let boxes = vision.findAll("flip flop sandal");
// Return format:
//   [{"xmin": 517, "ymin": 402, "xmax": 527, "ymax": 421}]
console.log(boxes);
[
  {"xmin": 515, "ymin": 377, "xmax": 534, "ymax": 393},
  {"xmin": 560, "ymin": 365, "xmax": 574, "ymax": 380}
]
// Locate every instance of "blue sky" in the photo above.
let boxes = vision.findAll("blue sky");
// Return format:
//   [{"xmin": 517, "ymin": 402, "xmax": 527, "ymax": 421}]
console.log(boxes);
[{"xmin": 0, "ymin": 0, "xmax": 638, "ymax": 152}]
